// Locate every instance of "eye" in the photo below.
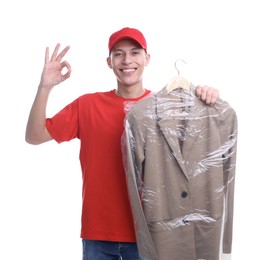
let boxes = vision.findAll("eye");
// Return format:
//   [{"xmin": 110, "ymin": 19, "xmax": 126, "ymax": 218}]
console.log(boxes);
[
  {"xmin": 113, "ymin": 52, "xmax": 124, "ymax": 57},
  {"xmin": 131, "ymin": 51, "xmax": 140, "ymax": 56}
]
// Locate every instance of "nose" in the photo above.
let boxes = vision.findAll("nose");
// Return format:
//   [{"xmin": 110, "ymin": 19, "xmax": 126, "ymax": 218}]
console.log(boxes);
[{"xmin": 122, "ymin": 52, "xmax": 133, "ymax": 64}]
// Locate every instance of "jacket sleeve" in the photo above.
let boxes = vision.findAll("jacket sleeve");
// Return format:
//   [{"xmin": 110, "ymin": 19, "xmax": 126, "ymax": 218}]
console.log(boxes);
[{"xmin": 219, "ymin": 102, "xmax": 238, "ymax": 254}]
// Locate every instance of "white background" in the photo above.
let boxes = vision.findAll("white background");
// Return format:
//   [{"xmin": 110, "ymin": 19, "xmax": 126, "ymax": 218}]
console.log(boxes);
[{"xmin": 0, "ymin": 0, "xmax": 263, "ymax": 259}]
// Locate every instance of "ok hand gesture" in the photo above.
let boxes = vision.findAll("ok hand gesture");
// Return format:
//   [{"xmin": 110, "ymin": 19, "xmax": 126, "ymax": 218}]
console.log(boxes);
[{"xmin": 40, "ymin": 43, "xmax": 72, "ymax": 89}]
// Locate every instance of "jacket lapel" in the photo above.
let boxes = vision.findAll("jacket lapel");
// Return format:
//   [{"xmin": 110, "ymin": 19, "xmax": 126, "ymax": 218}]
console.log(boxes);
[{"xmin": 156, "ymin": 87, "xmax": 204, "ymax": 178}]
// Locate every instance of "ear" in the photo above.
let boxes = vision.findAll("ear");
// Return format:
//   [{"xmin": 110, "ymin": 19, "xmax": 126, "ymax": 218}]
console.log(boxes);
[
  {"xmin": 145, "ymin": 53, "xmax": 151, "ymax": 66},
  {"xmin": 106, "ymin": 57, "xmax": 112, "ymax": 69}
]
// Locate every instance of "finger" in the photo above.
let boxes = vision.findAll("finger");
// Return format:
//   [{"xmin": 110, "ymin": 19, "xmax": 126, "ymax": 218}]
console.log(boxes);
[
  {"xmin": 60, "ymin": 61, "xmax": 72, "ymax": 80},
  {"xmin": 195, "ymin": 85, "xmax": 209, "ymax": 101},
  {"xmin": 195, "ymin": 85, "xmax": 202, "ymax": 99},
  {"xmin": 209, "ymin": 89, "xmax": 219, "ymax": 105},
  {"xmin": 44, "ymin": 47, "xmax": 49, "ymax": 64},
  {"xmin": 56, "ymin": 46, "xmax": 70, "ymax": 62},
  {"xmin": 50, "ymin": 43, "xmax": 61, "ymax": 61},
  {"xmin": 204, "ymin": 87, "xmax": 218, "ymax": 105},
  {"xmin": 194, "ymin": 86, "xmax": 202, "ymax": 100},
  {"xmin": 201, "ymin": 86, "xmax": 211, "ymax": 103}
]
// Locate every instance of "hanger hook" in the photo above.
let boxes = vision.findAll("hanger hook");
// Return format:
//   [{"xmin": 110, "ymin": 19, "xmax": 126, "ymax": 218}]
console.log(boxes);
[{"xmin": 174, "ymin": 59, "xmax": 187, "ymax": 76}]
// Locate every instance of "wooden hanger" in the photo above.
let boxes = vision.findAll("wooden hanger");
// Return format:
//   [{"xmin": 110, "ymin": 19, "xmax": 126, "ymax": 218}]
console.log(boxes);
[{"xmin": 166, "ymin": 59, "xmax": 190, "ymax": 93}]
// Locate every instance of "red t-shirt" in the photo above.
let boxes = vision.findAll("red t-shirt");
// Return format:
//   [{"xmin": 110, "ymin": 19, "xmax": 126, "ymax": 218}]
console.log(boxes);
[{"xmin": 46, "ymin": 89, "xmax": 152, "ymax": 242}]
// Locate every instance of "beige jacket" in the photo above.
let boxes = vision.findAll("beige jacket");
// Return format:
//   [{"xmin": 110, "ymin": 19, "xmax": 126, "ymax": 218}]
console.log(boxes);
[{"xmin": 122, "ymin": 86, "xmax": 238, "ymax": 260}]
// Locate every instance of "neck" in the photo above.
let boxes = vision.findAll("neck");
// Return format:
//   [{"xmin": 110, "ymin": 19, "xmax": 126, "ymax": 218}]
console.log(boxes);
[{"xmin": 115, "ymin": 84, "xmax": 145, "ymax": 98}]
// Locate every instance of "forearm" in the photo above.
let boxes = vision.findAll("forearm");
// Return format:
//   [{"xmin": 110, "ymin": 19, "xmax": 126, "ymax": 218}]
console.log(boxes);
[{"xmin": 25, "ymin": 85, "xmax": 52, "ymax": 144}]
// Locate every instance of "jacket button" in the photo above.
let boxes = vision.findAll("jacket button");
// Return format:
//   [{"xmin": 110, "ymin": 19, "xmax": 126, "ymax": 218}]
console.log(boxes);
[
  {"xmin": 181, "ymin": 191, "xmax": 188, "ymax": 198},
  {"xmin": 182, "ymin": 219, "xmax": 189, "ymax": 224}
]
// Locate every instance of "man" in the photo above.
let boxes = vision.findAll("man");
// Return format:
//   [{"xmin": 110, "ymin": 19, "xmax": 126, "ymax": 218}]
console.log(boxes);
[{"xmin": 25, "ymin": 27, "xmax": 219, "ymax": 259}]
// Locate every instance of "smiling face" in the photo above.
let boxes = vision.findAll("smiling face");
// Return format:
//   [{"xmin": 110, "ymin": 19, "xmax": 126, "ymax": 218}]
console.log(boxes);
[{"xmin": 107, "ymin": 39, "xmax": 150, "ymax": 91}]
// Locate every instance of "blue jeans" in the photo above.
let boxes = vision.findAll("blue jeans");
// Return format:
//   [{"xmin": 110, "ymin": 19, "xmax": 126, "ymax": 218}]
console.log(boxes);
[{"xmin": 82, "ymin": 239, "xmax": 142, "ymax": 260}]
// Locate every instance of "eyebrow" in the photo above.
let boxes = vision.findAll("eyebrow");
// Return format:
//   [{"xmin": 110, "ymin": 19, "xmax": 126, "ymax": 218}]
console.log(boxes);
[{"xmin": 112, "ymin": 47, "xmax": 143, "ymax": 52}]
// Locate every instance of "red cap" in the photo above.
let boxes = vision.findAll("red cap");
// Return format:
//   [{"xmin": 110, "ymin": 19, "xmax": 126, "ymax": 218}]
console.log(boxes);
[{"xmin": 108, "ymin": 27, "xmax": 147, "ymax": 53}]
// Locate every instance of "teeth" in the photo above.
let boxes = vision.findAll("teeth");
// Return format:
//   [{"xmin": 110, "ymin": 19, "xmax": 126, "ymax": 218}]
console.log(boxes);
[{"xmin": 123, "ymin": 69, "xmax": 135, "ymax": 72}]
